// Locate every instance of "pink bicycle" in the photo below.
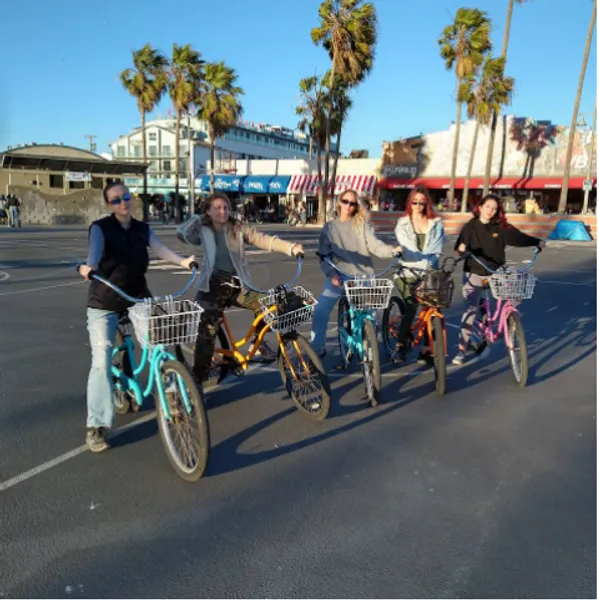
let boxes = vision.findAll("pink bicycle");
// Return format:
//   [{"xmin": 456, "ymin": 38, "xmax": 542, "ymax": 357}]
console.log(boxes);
[{"xmin": 463, "ymin": 249, "xmax": 540, "ymax": 387}]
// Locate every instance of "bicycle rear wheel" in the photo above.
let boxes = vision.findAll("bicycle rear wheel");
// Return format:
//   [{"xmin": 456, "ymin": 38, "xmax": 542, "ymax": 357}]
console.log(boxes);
[
  {"xmin": 361, "ymin": 319, "xmax": 381, "ymax": 407},
  {"xmin": 430, "ymin": 315, "xmax": 446, "ymax": 396},
  {"xmin": 156, "ymin": 360, "xmax": 210, "ymax": 482},
  {"xmin": 506, "ymin": 312, "xmax": 529, "ymax": 387},
  {"xmin": 381, "ymin": 296, "xmax": 405, "ymax": 358},
  {"xmin": 278, "ymin": 333, "xmax": 331, "ymax": 421}
]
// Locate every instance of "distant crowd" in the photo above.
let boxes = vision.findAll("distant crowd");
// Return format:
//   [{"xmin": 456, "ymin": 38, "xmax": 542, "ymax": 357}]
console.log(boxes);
[{"xmin": 0, "ymin": 194, "xmax": 22, "ymax": 227}]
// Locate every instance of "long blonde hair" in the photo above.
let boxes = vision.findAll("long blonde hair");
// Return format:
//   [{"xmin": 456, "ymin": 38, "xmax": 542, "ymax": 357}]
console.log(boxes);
[{"xmin": 336, "ymin": 189, "xmax": 368, "ymax": 229}]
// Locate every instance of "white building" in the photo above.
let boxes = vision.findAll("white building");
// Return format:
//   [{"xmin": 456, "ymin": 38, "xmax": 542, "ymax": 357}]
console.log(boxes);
[{"xmin": 110, "ymin": 115, "xmax": 337, "ymax": 195}]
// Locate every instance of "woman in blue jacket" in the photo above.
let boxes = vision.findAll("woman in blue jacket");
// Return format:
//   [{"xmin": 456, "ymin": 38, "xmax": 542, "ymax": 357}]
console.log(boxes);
[{"xmin": 392, "ymin": 186, "xmax": 444, "ymax": 363}]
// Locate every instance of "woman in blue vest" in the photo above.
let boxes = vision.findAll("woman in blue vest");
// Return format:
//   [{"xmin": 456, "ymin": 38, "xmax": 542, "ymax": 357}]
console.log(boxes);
[{"xmin": 78, "ymin": 182, "xmax": 195, "ymax": 453}]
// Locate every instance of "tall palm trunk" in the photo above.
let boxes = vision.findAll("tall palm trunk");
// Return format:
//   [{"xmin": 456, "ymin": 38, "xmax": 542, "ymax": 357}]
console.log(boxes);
[
  {"xmin": 559, "ymin": 0, "xmax": 597, "ymax": 213},
  {"xmin": 141, "ymin": 108, "xmax": 149, "ymax": 222},
  {"xmin": 209, "ymin": 125, "xmax": 216, "ymax": 194},
  {"xmin": 309, "ymin": 136, "xmax": 313, "ymax": 160},
  {"xmin": 483, "ymin": 0, "xmax": 515, "ymax": 195},
  {"xmin": 448, "ymin": 100, "xmax": 463, "ymax": 208},
  {"xmin": 462, "ymin": 121, "xmax": 481, "ymax": 211},
  {"xmin": 316, "ymin": 143, "xmax": 323, "ymax": 219},
  {"xmin": 330, "ymin": 123, "xmax": 343, "ymax": 205},
  {"xmin": 174, "ymin": 109, "xmax": 181, "ymax": 222},
  {"xmin": 320, "ymin": 63, "xmax": 336, "ymax": 224}
]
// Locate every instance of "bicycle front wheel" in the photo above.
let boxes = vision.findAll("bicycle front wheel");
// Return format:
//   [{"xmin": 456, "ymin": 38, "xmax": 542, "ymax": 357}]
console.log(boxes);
[
  {"xmin": 278, "ymin": 333, "xmax": 331, "ymax": 421},
  {"xmin": 156, "ymin": 360, "xmax": 210, "ymax": 482},
  {"xmin": 506, "ymin": 312, "xmax": 529, "ymax": 387},
  {"xmin": 430, "ymin": 315, "xmax": 447, "ymax": 396},
  {"xmin": 361, "ymin": 319, "xmax": 381, "ymax": 407}
]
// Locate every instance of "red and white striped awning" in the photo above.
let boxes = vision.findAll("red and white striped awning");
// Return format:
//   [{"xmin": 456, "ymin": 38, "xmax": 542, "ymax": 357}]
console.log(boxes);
[{"xmin": 287, "ymin": 174, "xmax": 376, "ymax": 196}]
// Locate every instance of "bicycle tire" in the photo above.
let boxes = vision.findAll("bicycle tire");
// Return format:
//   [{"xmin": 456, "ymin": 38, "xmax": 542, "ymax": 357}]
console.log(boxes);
[
  {"xmin": 113, "ymin": 329, "xmax": 137, "ymax": 415},
  {"xmin": 430, "ymin": 315, "xmax": 447, "ymax": 396},
  {"xmin": 381, "ymin": 296, "xmax": 405, "ymax": 358},
  {"xmin": 337, "ymin": 297, "xmax": 353, "ymax": 368},
  {"xmin": 156, "ymin": 360, "xmax": 210, "ymax": 482},
  {"xmin": 277, "ymin": 333, "xmax": 331, "ymax": 421},
  {"xmin": 362, "ymin": 319, "xmax": 381, "ymax": 407},
  {"xmin": 506, "ymin": 312, "xmax": 529, "ymax": 387},
  {"xmin": 175, "ymin": 324, "xmax": 232, "ymax": 388}
]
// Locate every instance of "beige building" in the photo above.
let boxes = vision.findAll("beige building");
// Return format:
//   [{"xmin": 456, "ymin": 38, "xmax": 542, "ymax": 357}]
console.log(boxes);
[{"xmin": 0, "ymin": 144, "xmax": 146, "ymax": 196}]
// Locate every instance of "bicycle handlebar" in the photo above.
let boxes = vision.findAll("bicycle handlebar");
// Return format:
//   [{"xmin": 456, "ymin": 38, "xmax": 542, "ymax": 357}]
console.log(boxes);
[
  {"xmin": 395, "ymin": 255, "xmax": 465, "ymax": 281},
  {"xmin": 76, "ymin": 262, "xmax": 200, "ymax": 303},
  {"xmin": 459, "ymin": 247, "xmax": 541, "ymax": 274},
  {"xmin": 226, "ymin": 255, "xmax": 305, "ymax": 295},
  {"xmin": 316, "ymin": 251, "xmax": 402, "ymax": 279}
]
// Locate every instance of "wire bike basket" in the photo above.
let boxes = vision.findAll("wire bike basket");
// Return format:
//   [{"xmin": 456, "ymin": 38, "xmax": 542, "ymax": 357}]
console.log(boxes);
[
  {"xmin": 258, "ymin": 286, "xmax": 317, "ymax": 333},
  {"xmin": 410, "ymin": 269, "xmax": 455, "ymax": 309},
  {"xmin": 344, "ymin": 278, "xmax": 394, "ymax": 311},
  {"xmin": 489, "ymin": 269, "xmax": 537, "ymax": 301},
  {"xmin": 129, "ymin": 298, "xmax": 204, "ymax": 348}
]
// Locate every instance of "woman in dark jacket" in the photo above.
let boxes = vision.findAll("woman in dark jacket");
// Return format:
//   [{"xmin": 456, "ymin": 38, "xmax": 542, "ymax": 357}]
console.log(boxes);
[
  {"xmin": 78, "ymin": 182, "xmax": 195, "ymax": 452},
  {"xmin": 453, "ymin": 194, "xmax": 545, "ymax": 365}
]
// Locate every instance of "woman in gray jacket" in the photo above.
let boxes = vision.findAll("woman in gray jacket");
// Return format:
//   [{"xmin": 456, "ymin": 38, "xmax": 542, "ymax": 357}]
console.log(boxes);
[
  {"xmin": 392, "ymin": 186, "xmax": 444, "ymax": 363},
  {"xmin": 312, "ymin": 189, "xmax": 402, "ymax": 358}
]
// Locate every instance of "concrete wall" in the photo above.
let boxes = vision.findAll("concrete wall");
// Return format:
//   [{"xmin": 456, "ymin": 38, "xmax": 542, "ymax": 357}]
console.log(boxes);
[{"xmin": 7, "ymin": 186, "xmax": 143, "ymax": 225}]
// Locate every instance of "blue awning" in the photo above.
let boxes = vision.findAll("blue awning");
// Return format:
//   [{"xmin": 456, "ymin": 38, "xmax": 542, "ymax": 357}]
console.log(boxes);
[
  {"xmin": 199, "ymin": 174, "xmax": 244, "ymax": 192},
  {"xmin": 267, "ymin": 175, "xmax": 291, "ymax": 194},
  {"xmin": 241, "ymin": 175, "xmax": 273, "ymax": 194}
]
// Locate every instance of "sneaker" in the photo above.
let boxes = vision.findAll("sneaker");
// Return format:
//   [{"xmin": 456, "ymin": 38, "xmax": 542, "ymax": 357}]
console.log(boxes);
[
  {"xmin": 86, "ymin": 427, "xmax": 110, "ymax": 453},
  {"xmin": 452, "ymin": 351, "xmax": 466, "ymax": 366},
  {"xmin": 392, "ymin": 344, "xmax": 408, "ymax": 364},
  {"xmin": 417, "ymin": 351, "xmax": 434, "ymax": 366}
]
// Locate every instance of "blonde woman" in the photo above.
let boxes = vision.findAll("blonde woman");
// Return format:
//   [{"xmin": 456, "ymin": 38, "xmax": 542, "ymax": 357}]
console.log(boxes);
[{"xmin": 311, "ymin": 189, "xmax": 402, "ymax": 358}]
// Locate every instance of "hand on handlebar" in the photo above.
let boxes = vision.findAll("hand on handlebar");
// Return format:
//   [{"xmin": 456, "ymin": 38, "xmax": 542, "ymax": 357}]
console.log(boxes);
[
  {"xmin": 180, "ymin": 255, "xmax": 199, "ymax": 270},
  {"xmin": 331, "ymin": 275, "xmax": 342, "ymax": 287},
  {"xmin": 536, "ymin": 241, "xmax": 546, "ymax": 252},
  {"xmin": 291, "ymin": 243, "xmax": 304, "ymax": 258},
  {"xmin": 392, "ymin": 245, "xmax": 403, "ymax": 257},
  {"xmin": 457, "ymin": 243, "xmax": 467, "ymax": 254},
  {"xmin": 78, "ymin": 264, "xmax": 94, "ymax": 280}
]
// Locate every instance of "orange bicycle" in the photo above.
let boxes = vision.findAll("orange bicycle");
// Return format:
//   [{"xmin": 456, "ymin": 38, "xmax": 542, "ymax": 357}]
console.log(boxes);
[
  {"xmin": 176, "ymin": 257, "xmax": 331, "ymax": 421},
  {"xmin": 381, "ymin": 257, "xmax": 460, "ymax": 396}
]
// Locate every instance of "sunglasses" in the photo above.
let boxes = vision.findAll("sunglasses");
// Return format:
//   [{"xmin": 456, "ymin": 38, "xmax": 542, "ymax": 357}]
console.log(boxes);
[
  {"xmin": 340, "ymin": 199, "xmax": 358, "ymax": 208},
  {"xmin": 411, "ymin": 202, "xmax": 426, "ymax": 207},
  {"xmin": 109, "ymin": 193, "xmax": 131, "ymax": 205}
]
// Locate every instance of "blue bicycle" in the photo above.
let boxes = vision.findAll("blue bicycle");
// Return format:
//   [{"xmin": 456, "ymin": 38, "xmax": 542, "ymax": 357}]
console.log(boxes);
[
  {"xmin": 77, "ymin": 264, "xmax": 210, "ymax": 482},
  {"xmin": 316, "ymin": 253, "xmax": 400, "ymax": 407}
]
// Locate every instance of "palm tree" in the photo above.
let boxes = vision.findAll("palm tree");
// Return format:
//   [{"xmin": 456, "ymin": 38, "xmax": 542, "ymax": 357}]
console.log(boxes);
[
  {"xmin": 296, "ymin": 76, "xmax": 328, "ymax": 203},
  {"xmin": 328, "ymin": 77, "xmax": 353, "ymax": 199},
  {"xmin": 169, "ymin": 44, "xmax": 204, "ymax": 222},
  {"xmin": 120, "ymin": 44, "xmax": 169, "ymax": 221},
  {"xmin": 311, "ymin": 0, "xmax": 377, "ymax": 223},
  {"xmin": 558, "ymin": 0, "xmax": 597, "ymax": 213},
  {"xmin": 438, "ymin": 8, "xmax": 492, "ymax": 208},
  {"xmin": 197, "ymin": 61, "xmax": 244, "ymax": 194},
  {"xmin": 510, "ymin": 118, "xmax": 561, "ymax": 179},
  {"xmin": 463, "ymin": 56, "xmax": 514, "ymax": 210},
  {"xmin": 482, "ymin": 0, "xmax": 531, "ymax": 196}
]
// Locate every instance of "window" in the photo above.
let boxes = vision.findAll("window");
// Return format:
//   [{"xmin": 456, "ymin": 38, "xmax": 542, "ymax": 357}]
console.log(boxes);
[
  {"xmin": 133, "ymin": 145, "xmax": 142, "ymax": 157},
  {"xmin": 178, "ymin": 159, "xmax": 187, "ymax": 173},
  {"xmin": 149, "ymin": 132, "xmax": 157, "ymax": 141},
  {"xmin": 162, "ymin": 145, "xmax": 171, "ymax": 157},
  {"xmin": 163, "ymin": 160, "xmax": 172, "ymax": 173},
  {"xmin": 69, "ymin": 181, "xmax": 85, "ymax": 190},
  {"xmin": 116, "ymin": 145, "xmax": 126, "ymax": 157},
  {"xmin": 91, "ymin": 177, "xmax": 103, "ymax": 189},
  {"xmin": 149, "ymin": 145, "xmax": 157, "ymax": 157},
  {"xmin": 50, "ymin": 174, "xmax": 64, "ymax": 188}
]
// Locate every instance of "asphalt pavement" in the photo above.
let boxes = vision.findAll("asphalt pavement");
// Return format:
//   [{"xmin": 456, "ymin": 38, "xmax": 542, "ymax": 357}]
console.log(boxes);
[{"xmin": 0, "ymin": 223, "xmax": 596, "ymax": 598}]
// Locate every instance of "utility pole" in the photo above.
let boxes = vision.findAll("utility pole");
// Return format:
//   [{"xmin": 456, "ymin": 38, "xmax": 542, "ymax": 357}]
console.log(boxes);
[
  {"xmin": 84, "ymin": 134, "xmax": 97, "ymax": 153},
  {"xmin": 582, "ymin": 102, "xmax": 597, "ymax": 214}
]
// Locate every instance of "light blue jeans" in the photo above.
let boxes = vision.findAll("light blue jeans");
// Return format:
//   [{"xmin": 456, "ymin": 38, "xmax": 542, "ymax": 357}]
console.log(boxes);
[
  {"xmin": 310, "ymin": 278, "xmax": 348, "ymax": 355},
  {"xmin": 86, "ymin": 308, "xmax": 120, "ymax": 429}
]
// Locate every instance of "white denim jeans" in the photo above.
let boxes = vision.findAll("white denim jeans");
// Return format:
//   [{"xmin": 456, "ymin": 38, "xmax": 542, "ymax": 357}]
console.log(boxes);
[{"xmin": 86, "ymin": 308, "xmax": 120, "ymax": 429}]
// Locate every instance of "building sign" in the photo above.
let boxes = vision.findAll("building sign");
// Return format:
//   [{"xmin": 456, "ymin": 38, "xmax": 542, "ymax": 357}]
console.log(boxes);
[
  {"xmin": 382, "ymin": 164, "xmax": 418, "ymax": 178},
  {"xmin": 65, "ymin": 172, "xmax": 92, "ymax": 182},
  {"xmin": 214, "ymin": 176, "xmax": 241, "ymax": 191},
  {"xmin": 246, "ymin": 180, "xmax": 267, "ymax": 192}
]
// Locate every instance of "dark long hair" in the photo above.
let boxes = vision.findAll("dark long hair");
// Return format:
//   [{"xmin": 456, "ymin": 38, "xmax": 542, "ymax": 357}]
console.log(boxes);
[
  {"xmin": 472, "ymin": 194, "xmax": 508, "ymax": 228},
  {"xmin": 202, "ymin": 192, "xmax": 239, "ymax": 231},
  {"xmin": 402, "ymin": 185, "xmax": 436, "ymax": 219}
]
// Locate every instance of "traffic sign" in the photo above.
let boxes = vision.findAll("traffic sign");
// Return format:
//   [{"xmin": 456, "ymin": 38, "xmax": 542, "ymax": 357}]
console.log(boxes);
[{"xmin": 583, "ymin": 179, "xmax": 593, "ymax": 192}]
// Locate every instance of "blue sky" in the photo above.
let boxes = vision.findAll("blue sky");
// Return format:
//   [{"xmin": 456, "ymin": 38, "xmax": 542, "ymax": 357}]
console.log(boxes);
[{"xmin": 1, "ymin": 0, "xmax": 596, "ymax": 157}]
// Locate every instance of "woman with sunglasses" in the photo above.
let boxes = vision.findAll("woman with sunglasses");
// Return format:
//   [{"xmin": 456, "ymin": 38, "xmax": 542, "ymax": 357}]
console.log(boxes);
[
  {"xmin": 392, "ymin": 186, "xmax": 445, "ymax": 364},
  {"xmin": 311, "ymin": 189, "xmax": 402, "ymax": 358},
  {"xmin": 78, "ymin": 182, "xmax": 196, "ymax": 453}
]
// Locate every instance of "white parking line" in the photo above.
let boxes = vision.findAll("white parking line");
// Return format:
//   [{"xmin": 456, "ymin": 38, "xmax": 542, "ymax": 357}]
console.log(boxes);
[{"xmin": 0, "ymin": 412, "xmax": 157, "ymax": 494}]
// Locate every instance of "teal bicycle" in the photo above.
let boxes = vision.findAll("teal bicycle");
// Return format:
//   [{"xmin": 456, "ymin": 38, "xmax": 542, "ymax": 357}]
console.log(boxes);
[
  {"xmin": 316, "ymin": 252, "xmax": 400, "ymax": 406},
  {"xmin": 78, "ymin": 264, "xmax": 210, "ymax": 482}
]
